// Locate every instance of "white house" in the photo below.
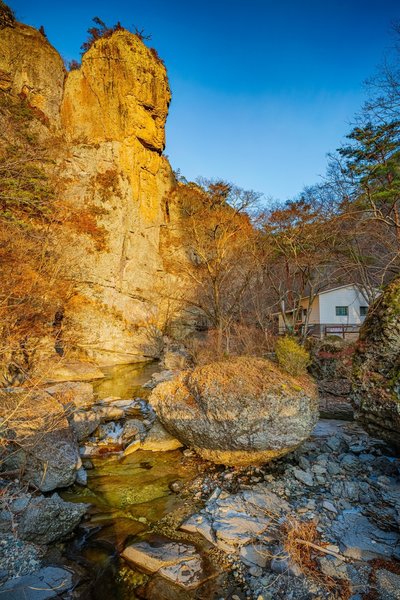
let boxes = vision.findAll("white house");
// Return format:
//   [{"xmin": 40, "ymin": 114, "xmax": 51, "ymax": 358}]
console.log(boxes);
[{"xmin": 277, "ymin": 284, "xmax": 372, "ymax": 338}]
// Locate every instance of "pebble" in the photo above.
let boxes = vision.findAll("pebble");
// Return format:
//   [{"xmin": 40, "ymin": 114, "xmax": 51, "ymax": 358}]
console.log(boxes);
[
  {"xmin": 322, "ymin": 500, "xmax": 338, "ymax": 513},
  {"xmin": 293, "ymin": 468, "xmax": 314, "ymax": 486}
]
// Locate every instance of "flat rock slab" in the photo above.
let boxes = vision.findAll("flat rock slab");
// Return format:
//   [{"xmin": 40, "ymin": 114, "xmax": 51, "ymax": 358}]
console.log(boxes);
[
  {"xmin": 0, "ymin": 566, "xmax": 73, "ymax": 600},
  {"xmin": 93, "ymin": 405, "xmax": 125, "ymax": 422},
  {"xmin": 181, "ymin": 487, "xmax": 285, "ymax": 553},
  {"xmin": 121, "ymin": 541, "xmax": 207, "ymax": 590},
  {"xmin": 180, "ymin": 514, "xmax": 215, "ymax": 544},
  {"xmin": 45, "ymin": 360, "xmax": 104, "ymax": 382},
  {"xmin": 332, "ymin": 511, "xmax": 400, "ymax": 560},
  {"xmin": 240, "ymin": 489, "xmax": 290, "ymax": 514},
  {"xmin": 122, "ymin": 541, "xmax": 197, "ymax": 572},
  {"xmin": 45, "ymin": 382, "xmax": 95, "ymax": 409},
  {"xmin": 140, "ymin": 420, "xmax": 183, "ymax": 452},
  {"xmin": 159, "ymin": 556, "xmax": 205, "ymax": 589}
]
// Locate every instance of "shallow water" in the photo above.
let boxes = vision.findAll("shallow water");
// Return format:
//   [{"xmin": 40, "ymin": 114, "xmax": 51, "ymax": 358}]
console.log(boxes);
[
  {"xmin": 92, "ymin": 361, "xmax": 158, "ymax": 401},
  {"xmin": 63, "ymin": 362, "xmax": 200, "ymax": 599}
]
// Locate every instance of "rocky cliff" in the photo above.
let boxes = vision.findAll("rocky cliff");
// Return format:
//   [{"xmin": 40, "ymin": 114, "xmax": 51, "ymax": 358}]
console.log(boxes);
[
  {"xmin": 0, "ymin": 19, "xmax": 185, "ymax": 365},
  {"xmin": 352, "ymin": 277, "xmax": 400, "ymax": 448}
]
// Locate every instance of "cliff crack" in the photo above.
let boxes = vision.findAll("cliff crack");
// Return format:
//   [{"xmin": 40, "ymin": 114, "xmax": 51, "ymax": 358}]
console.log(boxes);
[{"xmin": 137, "ymin": 136, "xmax": 162, "ymax": 155}]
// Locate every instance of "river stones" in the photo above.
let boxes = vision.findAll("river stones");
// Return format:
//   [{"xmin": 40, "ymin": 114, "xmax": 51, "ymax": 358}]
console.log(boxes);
[
  {"xmin": 181, "ymin": 488, "xmax": 289, "ymax": 553},
  {"xmin": 150, "ymin": 356, "xmax": 318, "ymax": 466}
]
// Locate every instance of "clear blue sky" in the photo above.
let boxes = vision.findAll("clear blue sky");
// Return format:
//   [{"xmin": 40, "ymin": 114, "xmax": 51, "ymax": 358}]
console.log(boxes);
[{"xmin": 9, "ymin": 0, "xmax": 400, "ymax": 202}]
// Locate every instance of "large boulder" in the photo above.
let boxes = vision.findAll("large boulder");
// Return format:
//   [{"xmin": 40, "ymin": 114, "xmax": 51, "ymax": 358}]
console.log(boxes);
[
  {"xmin": 0, "ymin": 389, "xmax": 81, "ymax": 491},
  {"xmin": 352, "ymin": 278, "xmax": 400, "ymax": 448},
  {"xmin": 149, "ymin": 357, "xmax": 318, "ymax": 466},
  {"xmin": 18, "ymin": 493, "xmax": 88, "ymax": 544}
]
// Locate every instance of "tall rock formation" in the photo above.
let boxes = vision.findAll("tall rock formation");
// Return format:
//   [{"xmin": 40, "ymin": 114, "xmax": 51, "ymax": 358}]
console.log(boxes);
[
  {"xmin": 0, "ymin": 19, "xmax": 185, "ymax": 365},
  {"xmin": 59, "ymin": 31, "xmax": 175, "ymax": 364}
]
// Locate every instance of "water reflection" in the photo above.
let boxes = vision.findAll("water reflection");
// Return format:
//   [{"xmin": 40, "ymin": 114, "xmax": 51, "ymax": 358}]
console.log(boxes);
[{"xmin": 93, "ymin": 362, "xmax": 157, "ymax": 401}]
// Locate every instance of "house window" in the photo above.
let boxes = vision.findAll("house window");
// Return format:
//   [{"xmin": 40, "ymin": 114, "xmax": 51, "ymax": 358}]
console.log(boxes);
[
  {"xmin": 360, "ymin": 306, "xmax": 368, "ymax": 317},
  {"xmin": 335, "ymin": 306, "xmax": 348, "ymax": 316}
]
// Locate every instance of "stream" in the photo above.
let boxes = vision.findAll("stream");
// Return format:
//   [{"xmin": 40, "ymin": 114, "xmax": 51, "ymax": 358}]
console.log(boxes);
[{"xmin": 61, "ymin": 363, "xmax": 202, "ymax": 600}]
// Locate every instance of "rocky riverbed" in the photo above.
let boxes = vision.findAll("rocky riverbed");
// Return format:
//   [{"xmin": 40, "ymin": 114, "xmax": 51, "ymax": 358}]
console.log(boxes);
[{"xmin": 1, "ymin": 359, "xmax": 400, "ymax": 600}]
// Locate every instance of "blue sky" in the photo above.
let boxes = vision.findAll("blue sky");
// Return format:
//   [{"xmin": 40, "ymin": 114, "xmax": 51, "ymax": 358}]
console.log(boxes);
[{"xmin": 9, "ymin": 0, "xmax": 400, "ymax": 202}]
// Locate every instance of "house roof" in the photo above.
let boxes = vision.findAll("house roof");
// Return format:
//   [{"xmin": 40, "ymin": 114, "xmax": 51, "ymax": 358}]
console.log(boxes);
[
  {"xmin": 314, "ymin": 283, "xmax": 365, "ymax": 297},
  {"xmin": 272, "ymin": 283, "xmax": 370, "ymax": 317}
]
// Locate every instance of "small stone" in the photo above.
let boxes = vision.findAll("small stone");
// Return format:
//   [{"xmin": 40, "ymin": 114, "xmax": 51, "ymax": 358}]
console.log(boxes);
[
  {"xmin": 240, "ymin": 543, "xmax": 269, "ymax": 568},
  {"xmin": 271, "ymin": 555, "xmax": 302, "ymax": 576},
  {"xmin": 325, "ymin": 435, "xmax": 345, "ymax": 453},
  {"xmin": 298, "ymin": 456, "xmax": 311, "ymax": 470},
  {"xmin": 322, "ymin": 500, "xmax": 338, "ymax": 514},
  {"xmin": 375, "ymin": 568, "xmax": 400, "ymax": 599},
  {"xmin": 169, "ymin": 480, "xmax": 184, "ymax": 493},
  {"xmin": 341, "ymin": 454, "xmax": 360, "ymax": 470},
  {"xmin": 75, "ymin": 466, "xmax": 87, "ymax": 486},
  {"xmin": 327, "ymin": 461, "xmax": 341, "ymax": 475},
  {"xmin": 293, "ymin": 468, "xmax": 314, "ymax": 486},
  {"xmin": 349, "ymin": 444, "xmax": 366, "ymax": 454},
  {"xmin": 183, "ymin": 449, "xmax": 195, "ymax": 457}
]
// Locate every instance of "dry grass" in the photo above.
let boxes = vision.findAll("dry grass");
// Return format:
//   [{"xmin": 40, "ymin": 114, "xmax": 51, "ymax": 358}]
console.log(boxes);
[{"xmin": 281, "ymin": 516, "xmax": 352, "ymax": 599}]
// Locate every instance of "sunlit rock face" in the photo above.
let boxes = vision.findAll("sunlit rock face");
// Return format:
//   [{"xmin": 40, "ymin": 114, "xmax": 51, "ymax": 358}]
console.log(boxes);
[
  {"xmin": 0, "ymin": 22, "xmax": 185, "ymax": 365},
  {"xmin": 59, "ymin": 30, "xmax": 175, "ymax": 364},
  {"xmin": 150, "ymin": 356, "xmax": 319, "ymax": 466},
  {"xmin": 0, "ymin": 23, "xmax": 65, "ymax": 128}
]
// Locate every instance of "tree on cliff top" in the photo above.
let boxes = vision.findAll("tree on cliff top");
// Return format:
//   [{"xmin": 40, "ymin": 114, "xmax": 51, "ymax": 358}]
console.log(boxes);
[
  {"xmin": 80, "ymin": 16, "xmax": 164, "ymax": 65},
  {"xmin": 81, "ymin": 17, "xmax": 124, "ymax": 53},
  {"xmin": 0, "ymin": 1, "xmax": 15, "ymax": 29}
]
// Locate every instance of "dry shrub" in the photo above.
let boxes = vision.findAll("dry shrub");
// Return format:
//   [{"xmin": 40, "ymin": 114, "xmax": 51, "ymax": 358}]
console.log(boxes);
[
  {"xmin": 281, "ymin": 516, "xmax": 351, "ymax": 599},
  {"xmin": 187, "ymin": 325, "xmax": 275, "ymax": 366},
  {"xmin": 275, "ymin": 336, "xmax": 311, "ymax": 376},
  {"xmin": 0, "ymin": 387, "xmax": 69, "ymax": 486},
  {"xmin": 282, "ymin": 517, "xmax": 321, "ymax": 574},
  {"xmin": 0, "ymin": 1, "xmax": 15, "ymax": 29},
  {"xmin": 65, "ymin": 205, "xmax": 108, "ymax": 251}
]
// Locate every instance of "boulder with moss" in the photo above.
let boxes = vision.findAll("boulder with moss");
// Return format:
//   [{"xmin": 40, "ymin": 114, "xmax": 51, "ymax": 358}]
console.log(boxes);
[
  {"xmin": 149, "ymin": 356, "xmax": 318, "ymax": 466},
  {"xmin": 352, "ymin": 278, "xmax": 400, "ymax": 448}
]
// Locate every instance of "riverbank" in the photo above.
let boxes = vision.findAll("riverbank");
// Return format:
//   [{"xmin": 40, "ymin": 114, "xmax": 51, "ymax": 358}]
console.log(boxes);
[{"xmin": 1, "ymin": 361, "xmax": 399, "ymax": 600}]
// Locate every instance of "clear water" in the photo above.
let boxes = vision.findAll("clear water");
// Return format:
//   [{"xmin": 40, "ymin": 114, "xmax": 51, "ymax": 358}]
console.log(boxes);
[{"xmin": 62, "ymin": 362, "xmax": 200, "ymax": 599}]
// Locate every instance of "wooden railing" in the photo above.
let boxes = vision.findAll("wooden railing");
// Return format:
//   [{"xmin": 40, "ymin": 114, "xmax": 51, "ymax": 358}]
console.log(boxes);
[{"xmin": 278, "ymin": 323, "xmax": 361, "ymax": 339}]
